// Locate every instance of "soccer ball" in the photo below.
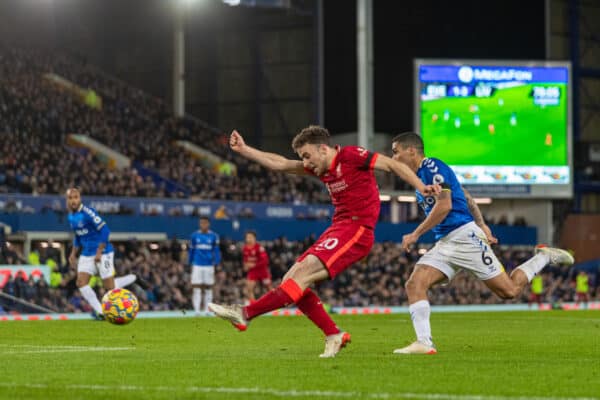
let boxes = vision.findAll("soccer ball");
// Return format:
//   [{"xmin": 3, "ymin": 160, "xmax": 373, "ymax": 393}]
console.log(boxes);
[{"xmin": 102, "ymin": 288, "xmax": 139, "ymax": 325}]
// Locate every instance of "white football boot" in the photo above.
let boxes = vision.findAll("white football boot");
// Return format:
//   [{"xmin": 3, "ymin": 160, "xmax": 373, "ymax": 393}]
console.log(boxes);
[
  {"xmin": 319, "ymin": 332, "xmax": 351, "ymax": 358},
  {"xmin": 393, "ymin": 341, "xmax": 437, "ymax": 355},
  {"xmin": 208, "ymin": 303, "xmax": 248, "ymax": 331},
  {"xmin": 535, "ymin": 245, "xmax": 574, "ymax": 266}
]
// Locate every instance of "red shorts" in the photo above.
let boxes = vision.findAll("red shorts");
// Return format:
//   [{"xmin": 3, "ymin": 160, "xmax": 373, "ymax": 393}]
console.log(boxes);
[
  {"xmin": 297, "ymin": 223, "xmax": 374, "ymax": 279},
  {"xmin": 247, "ymin": 268, "xmax": 271, "ymax": 283},
  {"xmin": 529, "ymin": 293, "xmax": 542, "ymax": 304},
  {"xmin": 576, "ymin": 292, "xmax": 589, "ymax": 302}
]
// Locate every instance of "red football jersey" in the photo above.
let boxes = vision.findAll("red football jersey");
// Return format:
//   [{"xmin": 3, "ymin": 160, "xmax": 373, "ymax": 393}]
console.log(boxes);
[
  {"xmin": 310, "ymin": 145, "xmax": 380, "ymax": 229},
  {"xmin": 242, "ymin": 243, "xmax": 269, "ymax": 271}
]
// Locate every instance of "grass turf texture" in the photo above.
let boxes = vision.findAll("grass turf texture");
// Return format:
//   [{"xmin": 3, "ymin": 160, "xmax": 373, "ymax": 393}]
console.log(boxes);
[
  {"xmin": 420, "ymin": 83, "xmax": 568, "ymax": 166},
  {"xmin": 1, "ymin": 311, "xmax": 598, "ymax": 400}
]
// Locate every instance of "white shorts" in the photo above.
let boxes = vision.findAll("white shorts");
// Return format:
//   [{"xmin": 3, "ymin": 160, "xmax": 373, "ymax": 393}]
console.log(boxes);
[
  {"xmin": 77, "ymin": 252, "xmax": 115, "ymax": 280},
  {"xmin": 191, "ymin": 266, "xmax": 215, "ymax": 285},
  {"xmin": 417, "ymin": 222, "xmax": 504, "ymax": 281}
]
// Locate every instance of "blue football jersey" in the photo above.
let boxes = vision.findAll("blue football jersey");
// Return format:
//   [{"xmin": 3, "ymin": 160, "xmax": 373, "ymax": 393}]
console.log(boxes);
[
  {"xmin": 189, "ymin": 230, "xmax": 221, "ymax": 267},
  {"xmin": 416, "ymin": 157, "xmax": 473, "ymax": 239},
  {"xmin": 68, "ymin": 204, "xmax": 114, "ymax": 256}
]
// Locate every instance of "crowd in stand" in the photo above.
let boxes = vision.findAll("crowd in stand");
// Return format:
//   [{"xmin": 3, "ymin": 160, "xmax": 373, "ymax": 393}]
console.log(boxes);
[
  {"xmin": 0, "ymin": 48, "xmax": 329, "ymax": 203},
  {"xmin": 0, "ymin": 238, "xmax": 595, "ymax": 315}
]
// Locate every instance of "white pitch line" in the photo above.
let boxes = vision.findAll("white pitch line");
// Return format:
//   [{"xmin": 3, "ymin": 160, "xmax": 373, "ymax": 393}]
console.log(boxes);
[
  {"xmin": 0, "ymin": 344, "xmax": 133, "ymax": 354},
  {"xmin": 0, "ymin": 383, "xmax": 596, "ymax": 400}
]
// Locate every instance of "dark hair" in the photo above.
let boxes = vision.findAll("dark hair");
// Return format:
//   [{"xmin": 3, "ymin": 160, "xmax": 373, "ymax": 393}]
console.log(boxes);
[
  {"xmin": 199, "ymin": 216, "xmax": 210, "ymax": 222},
  {"xmin": 245, "ymin": 230, "xmax": 257, "ymax": 238},
  {"xmin": 291, "ymin": 125, "xmax": 331, "ymax": 150},
  {"xmin": 392, "ymin": 132, "xmax": 424, "ymax": 154}
]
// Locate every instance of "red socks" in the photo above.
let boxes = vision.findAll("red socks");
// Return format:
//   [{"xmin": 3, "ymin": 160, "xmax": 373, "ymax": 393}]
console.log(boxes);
[
  {"xmin": 244, "ymin": 280, "xmax": 340, "ymax": 336},
  {"xmin": 244, "ymin": 279, "xmax": 303, "ymax": 320},
  {"xmin": 296, "ymin": 288, "xmax": 340, "ymax": 336}
]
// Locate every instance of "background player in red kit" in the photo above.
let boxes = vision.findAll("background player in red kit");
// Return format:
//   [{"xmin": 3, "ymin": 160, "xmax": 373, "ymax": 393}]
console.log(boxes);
[
  {"xmin": 242, "ymin": 230, "xmax": 272, "ymax": 303},
  {"xmin": 209, "ymin": 126, "xmax": 439, "ymax": 358}
]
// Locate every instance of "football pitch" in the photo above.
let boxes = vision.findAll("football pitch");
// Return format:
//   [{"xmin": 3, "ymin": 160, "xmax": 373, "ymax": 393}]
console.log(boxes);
[
  {"xmin": 1, "ymin": 311, "xmax": 598, "ymax": 400},
  {"xmin": 421, "ymin": 83, "xmax": 568, "ymax": 166}
]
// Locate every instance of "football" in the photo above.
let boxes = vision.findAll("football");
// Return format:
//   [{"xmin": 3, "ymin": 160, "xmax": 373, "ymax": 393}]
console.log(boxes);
[{"xmin": 101, "ymin": 288, "xmax": 139, "ymax": 325}]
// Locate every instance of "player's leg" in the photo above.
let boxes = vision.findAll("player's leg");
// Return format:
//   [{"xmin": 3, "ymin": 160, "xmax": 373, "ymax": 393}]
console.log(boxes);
[
  {"xmin": 245, "ymin": 255, "xmax": 329, "ymax": 319},
  {"xmin": 394, "ymin": 264, "xmax": 446, "ymax": 355},
  {"xmin": 513, "ymin": 245, "xmax": 573, "ymax": 282},
  {"xmin": 99, "ymin": 252, "xmax": 133, "ymax": 291},
  {"xmin": 291, "ymin": 224, "xmax": 371, "ymax": 357},
  {"xmin": 245, "ymin": 279, "xmax": 257, "ymax": 303},
  {"xmin": 77, "ymin": 271, "xmax": 103, "ymax": 314},
  {"xmin": 201, "ymin": 267, "xmax": 215, "ymax": 312},
  {"xmin": 190, "ymin": 266, "xmax": 203, "ymax": 315},
  {"xmin": 96, "ymin": 252, "xmax": 137, "ymax": 288},
  {"xmin": 294, "ymin": 282, "xmax": 351, "ymax": 358},
  {"xmin": 114, "ymin": 274, "xmax": 137, "ymax": 288},
  {"xmin": 210, "ymin": 223, "xmax": 369, "ymax": 358},
  {"xmin": 484, "ymin": 245, "xmax": 573, "ymax": 299},
  {"xmin": 192, "ymin": 285, "xmax": 202, "ymax": 315},
  {"xmin": 209, "ymin": 255, "xmax": 329, "ymax": 331},
  {"xmin": 203, "ymin": 284, "xmax": 214, "ymax": 312},
  {"xmin": 103, "ymin": 276, "xmax": 116, "ymax": 291},
  {"xmin": 76, "ymin": 256, "xmax": 104, "ymax": 317},
  {"xmin": 263, "ymin": 277, "xmax": 273, "ymax": 294}
]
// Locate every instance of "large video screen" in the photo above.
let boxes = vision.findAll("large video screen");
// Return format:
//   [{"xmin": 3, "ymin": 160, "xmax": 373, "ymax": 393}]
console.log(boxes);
[{"xmin": 414, "ymin": 59, "xmax": 572, "ymax": 198}]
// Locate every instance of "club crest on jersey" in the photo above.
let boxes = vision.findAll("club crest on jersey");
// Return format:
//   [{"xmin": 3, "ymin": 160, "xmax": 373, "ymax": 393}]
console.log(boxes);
[{"xmin": 357, "ymin": 147, "xmax": 368, "ymax": 157}]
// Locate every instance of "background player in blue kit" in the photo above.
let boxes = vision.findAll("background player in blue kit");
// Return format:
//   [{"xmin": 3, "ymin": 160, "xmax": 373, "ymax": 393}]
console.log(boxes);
[
  {"xmin": 66, "ymin": 188, "xmax": 137, "ymax": 319},
  {"xmin": 390, "ymin": 132, "xmax": 574, "ymax": 354},
  {"xmin": 188, "ymin": 216, "xmax": 221, "ymax": 315}
]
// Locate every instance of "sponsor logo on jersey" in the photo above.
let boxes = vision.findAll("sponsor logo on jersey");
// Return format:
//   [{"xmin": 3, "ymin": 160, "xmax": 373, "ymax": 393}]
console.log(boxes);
[{"xmin": 327, "ymin": 180, "xmax": 348, "ymax": 194}]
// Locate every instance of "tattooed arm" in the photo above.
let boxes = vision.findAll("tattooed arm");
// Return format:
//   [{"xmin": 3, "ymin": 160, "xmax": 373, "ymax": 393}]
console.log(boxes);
[{"xmin": 462, "ymin": 187, "xmax": 498, "ymax": 244}]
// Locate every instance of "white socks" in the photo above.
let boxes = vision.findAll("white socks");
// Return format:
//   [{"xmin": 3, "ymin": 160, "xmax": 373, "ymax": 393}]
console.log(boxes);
[
  {"xmin": 409, "ymin": 300, "xmax": 433, "ymax": 346},
  {"xmin": 515, "ymin": 253, "xmax": 550, "ymax": 281},
  {"xmin": 115, "ymin": 274, "xmax": 137, "ymax": 288},
  {"xmin": 80, "ymin": 285, "xmax": 102, "ymax": 314},
  {"xmin": 80, "ymin": 274, "xmax": 138, "ymax": 316},
  {"xmin": 203, "ymin": 289, "xmax": 213, "ymax": 312},
  {"xmin": 193, "ymin": 288, "xmax": 202, "ymax": 313}
]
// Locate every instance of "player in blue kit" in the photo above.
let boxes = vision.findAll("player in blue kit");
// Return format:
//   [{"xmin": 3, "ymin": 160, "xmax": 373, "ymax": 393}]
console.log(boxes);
[
  {"xmin": 188, "ymin": 216, "xmax": 221, "ymax": 315},
  {"xmin": 66, "ymin": 188, "xmax": 137, "ymax": 319},
  {"xmin": 390, "ymin": 132, "xmax": 574, "ymax": 354}
]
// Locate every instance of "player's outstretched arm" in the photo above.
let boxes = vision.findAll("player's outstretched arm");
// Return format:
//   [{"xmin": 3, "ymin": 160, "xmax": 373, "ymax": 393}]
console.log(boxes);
[
  {"xmin": 230, "ymin": 130, "xmax": 306, "ymax": 175},
  {"xmin": 373, "ymin": 154, "xmax": 440, "ymax": 195},
  {"xmin": 462, "ymin": 187, "xmax": 498, "ymax": 244}
]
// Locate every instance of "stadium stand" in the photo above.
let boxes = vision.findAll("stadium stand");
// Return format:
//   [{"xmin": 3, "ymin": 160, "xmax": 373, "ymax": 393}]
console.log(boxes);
[
  {"xmin": 0, "ymin": 238, "xmax": 594, "ymax": 314},
  {"xmin": 0, "ymin": 48, "xmax": 329, "ymax": 202}
]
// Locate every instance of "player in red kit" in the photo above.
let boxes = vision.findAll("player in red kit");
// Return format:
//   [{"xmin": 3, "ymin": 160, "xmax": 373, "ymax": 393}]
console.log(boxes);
[
  {"xmin": 242, "ymin": 230, "xmax": 272, "ymax": 303},
  {"xmin": 209, "ymin": 126, "xmax": 439, "ymax": 357}
]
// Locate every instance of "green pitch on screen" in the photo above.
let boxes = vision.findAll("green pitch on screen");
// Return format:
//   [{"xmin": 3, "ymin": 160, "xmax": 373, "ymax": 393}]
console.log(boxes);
[{"xmin": 421, "ymin": 83, "xmax": 568, "ymax": 166}]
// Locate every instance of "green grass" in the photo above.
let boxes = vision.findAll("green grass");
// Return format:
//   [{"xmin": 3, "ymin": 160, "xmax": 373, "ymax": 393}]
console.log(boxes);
[
  {"xmin": 421, "ymin": 83, "xmax": 568, "ymax": 166},
  {"xmin": 1, "ymin": 311, "xmax": 599, "ymax": 400}
]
